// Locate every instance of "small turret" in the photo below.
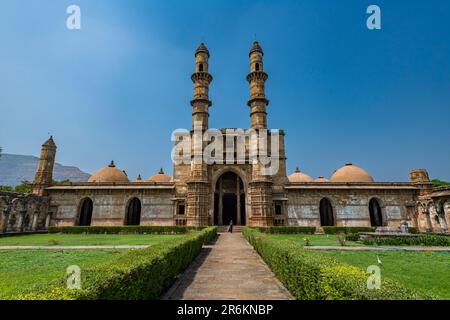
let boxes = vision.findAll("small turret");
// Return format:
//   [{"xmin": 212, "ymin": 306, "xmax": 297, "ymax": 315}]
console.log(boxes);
[{"xmin": 33, "ymin": 136, "xmax": 57, "ymax": 196}]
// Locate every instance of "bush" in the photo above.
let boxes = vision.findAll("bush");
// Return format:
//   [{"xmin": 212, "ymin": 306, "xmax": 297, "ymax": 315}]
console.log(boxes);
[
  {"xmin": 15, "ymin": 227, "xmax": 217, "ymax": 300},
  {"xmin": 408, "ymin": 227, "xmax": 419, "ymax": 234},
  {"xmin": 48, "ymin": 226, "xmax": 204, "ymax": 235},
  {"xmin": 253, "ymin": 226, "xmax": 316, "ymax": 234},
  {"xmin": 242, "ymin": 227, "xmax": 432, "ymax": 300},
  {"xmin": 362, "ymin": 235, "xmax": 450, "ymax": 247},
  {"xmin": 322, "ymin": 226, "xmax": 376, "ymax": 234},
  {"xmin": 344, "ymin": 233, "xmax": 360, "ymax": 242}
]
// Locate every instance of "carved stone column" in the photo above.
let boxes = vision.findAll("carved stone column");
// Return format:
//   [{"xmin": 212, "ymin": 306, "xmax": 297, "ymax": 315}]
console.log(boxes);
[
  {"xmin": 218, "ymin": 177, "xmax": 223, "ymax": 226},
  {"xmin": 236, "ymin": 175, "xmax": 241, "ymax": 226}
]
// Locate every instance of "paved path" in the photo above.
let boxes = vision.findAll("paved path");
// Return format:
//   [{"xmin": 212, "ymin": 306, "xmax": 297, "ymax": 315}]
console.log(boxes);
[
  {"xmin": 163, "ymin": 232, "xmax": 294, "ymax": 300},
  {"xmin": 0, "ymin": 245, "xmax": 149, "ymax": 250},
  {"xmin": 306, "ymin": 246, "xmax": 450, "ymax": 252}
]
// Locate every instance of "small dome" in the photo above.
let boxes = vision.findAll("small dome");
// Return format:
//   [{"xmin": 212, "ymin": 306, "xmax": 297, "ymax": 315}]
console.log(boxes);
[
  {"xmin": 134, "ymin": 174, "xmax": 144, "ymax": 183},
  {"xmin": 148, "ymin": 168, "xmax": 172, "ymax": 183},
  {"xmin": 288, "ymin": 167, "xmax": 314, "ymax": 183},
  {"xmin": 315, "ymin": 176, "xmax": 329, "ymax": 183},
  {"xmin": 330, "ymin": 163, "xmax": 374, "ymax": 183},
  {"xmin": 88, "ymin": 161, "xmax": 130, "ymax": 183}
]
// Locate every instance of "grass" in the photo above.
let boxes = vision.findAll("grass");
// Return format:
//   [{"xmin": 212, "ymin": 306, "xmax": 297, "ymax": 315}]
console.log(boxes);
[
  {"xmin": 319, "ymin": 250, "xmax": 450, "ymax": 299},
  {"xmin": 0, "ymin": 234, "xmax": 185, "ymax": 246},
  {"xmin": 0, "ymin": 250, "xmax": 126, "ymax": 299},
  {"xmin": 269, "ymin": 233, "xmax": 361, "ymax": 247},
  {"xmin": 0, "ymin": 234, "xmax": 189, "ymax": 299}
]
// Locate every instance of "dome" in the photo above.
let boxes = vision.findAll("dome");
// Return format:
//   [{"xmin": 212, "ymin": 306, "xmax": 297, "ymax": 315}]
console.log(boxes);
[
  {"xmin": 88, "ymin": 161, "xmax": 130, "ymax": 183},
  {"xmin": 134, "ymin": 174, "xmax": 144, "ymax": 183},
  {"xmin": 330, "ymin": 163, "xmax": 374, "ymax": 183},
  {"xmin": 315, "ymin": 176, "xmax": 329, "ymax": 183},
  {"xmin": 288, "ymin": 167, "xmax": 314, "ymax": 183},
  {"xmin": 148, "ymin": 168, "xmax": 172, "ymax": 183}
]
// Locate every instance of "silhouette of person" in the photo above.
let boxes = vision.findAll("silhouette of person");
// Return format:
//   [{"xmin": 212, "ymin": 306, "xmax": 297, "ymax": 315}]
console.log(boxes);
[{"xmin": 228, "ymin": 220, "xmax": 233, "ymax": 233}]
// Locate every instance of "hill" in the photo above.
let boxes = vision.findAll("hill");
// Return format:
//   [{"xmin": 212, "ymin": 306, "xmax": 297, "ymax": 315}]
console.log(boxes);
[{"xmin": 0, "ymin": 154, "xmax": 90, "ymax": 187}]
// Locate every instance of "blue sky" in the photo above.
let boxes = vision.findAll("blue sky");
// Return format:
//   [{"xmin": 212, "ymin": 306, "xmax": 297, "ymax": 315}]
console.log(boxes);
[{"xmin": 0, "ymin": 0, "xmax": 449, "ymax": 181}]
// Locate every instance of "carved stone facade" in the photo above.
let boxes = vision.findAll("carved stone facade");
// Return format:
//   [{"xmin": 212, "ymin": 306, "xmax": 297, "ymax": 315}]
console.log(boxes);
[
  {"xmin": 2, "ymin": 42, "xmax": 449, "ymax": 234},
  {"xmin": 0, "ymin": 191, "xmax": 50, "ymax": 233}
]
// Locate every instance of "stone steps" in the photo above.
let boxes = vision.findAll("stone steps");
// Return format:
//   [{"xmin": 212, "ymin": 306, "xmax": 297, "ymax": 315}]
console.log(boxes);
[{"xmin": 217, "ymin": 225, "xmax": 243, "ymax": 233}]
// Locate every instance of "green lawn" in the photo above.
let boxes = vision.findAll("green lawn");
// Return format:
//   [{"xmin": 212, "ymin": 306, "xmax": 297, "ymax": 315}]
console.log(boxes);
[
  {"xmin": 267, "ymin": 234, "xmax": 450, "ymax": 299},
  {"xmin": 269, "ymin": 233, "xmax": 361, "ymax": 247},
  {"xmin": 0, "ymin": 234, "xmax": 185, "ymax": 246},
  {"xmin": 0, "ymin": 234, "xmax": 188, "ymax": 299},
  {"xmin": 319, "ymin": 250, "xmax": 450, "ymax": 299},
  {"xmin": 0, "ymin": 250, "xmax": 126, "ymax": 299}
]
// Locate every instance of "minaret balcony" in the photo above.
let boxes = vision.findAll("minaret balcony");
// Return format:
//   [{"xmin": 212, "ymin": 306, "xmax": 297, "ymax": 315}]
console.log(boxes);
[
  {"xmin": 191, "ymin": 72, "xmax": 213, "ymax": 83},
  {"xmin": 246, "ymin": 71, "xmax": 268, "ymax": 83}
]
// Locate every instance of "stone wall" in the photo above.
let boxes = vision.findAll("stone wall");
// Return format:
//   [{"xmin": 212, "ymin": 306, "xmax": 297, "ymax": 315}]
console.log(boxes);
[
  {"xmin": 48, "ymin": 186, "xmax": 176, "ymax": 227},
  {"xmin": 0, "ymin": 191, "xmax": 49, "ymax": 233},
  {"xmin": 285, "ymin": 186, "xmax": 417, "ymax": 228}
]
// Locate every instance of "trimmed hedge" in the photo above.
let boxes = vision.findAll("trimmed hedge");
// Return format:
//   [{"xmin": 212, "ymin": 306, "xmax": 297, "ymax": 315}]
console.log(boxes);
[
  {"xmin": 253, "ymin": 226, "xmax": 316, "ymax": 234},
  {"xmin": 242, "ymin": 227, "xmax": 433, "ymax": 300},
  {"xmin": 362, "ymin": 235, "xmax": 450, "ymax": 247},
  {"xmin": 322, "ymin": 226, "xmax": 376, "ymax": 234},
  {"xmin": 15, "ymin": 227, "xmax": 217, "ymax": 300},
  {"xmin": 48, "ymin": 226, "xmax": 203, "ymax": 235}
]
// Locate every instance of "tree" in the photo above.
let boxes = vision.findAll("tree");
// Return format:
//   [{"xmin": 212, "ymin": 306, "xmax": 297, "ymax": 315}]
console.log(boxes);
[
  {"xmin": 14, "ymin": 181, "xmax": 33, "ymax": 194},
  {"xmin": 432, "ymin": 179, "xmax": 450, "ymax": 187},
  {"xmin": 0, "ymin": 181, "xmax": 33, "ymax": 194}
]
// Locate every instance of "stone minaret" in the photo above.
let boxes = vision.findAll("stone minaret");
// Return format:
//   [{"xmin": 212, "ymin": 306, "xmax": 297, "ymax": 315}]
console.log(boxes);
[
  {"xmin": 186, "ymin": 43, "xmax": 213, "ymax": 226},
  {"xmin": 247, "ymin": 41, "xmax": 274, "ymax": 226},
  {"xmin": 190, "ymin": 42, "xmax": 213, "ymax": 131},
  {"xmin": 33, "ymin": 136, "xmax": 57, "ymax": 196},
  {"xmin": 247, "ymin": 41, "xmax": 269, "ymax": 129}
]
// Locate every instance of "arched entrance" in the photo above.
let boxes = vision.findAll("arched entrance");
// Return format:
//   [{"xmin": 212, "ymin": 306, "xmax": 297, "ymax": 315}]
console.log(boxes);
[
  {"xmin": 125, "ymin": 198, "xmax": 141, "ymax": 226},
  {"xmin": 369, "ymin": 198, "xmax": 383, "ymax": 227},
  {"xmin": 78, "ymin": 198, "xmax": 93, "ymax": 226},
  {"xmin": 214, "ymin": 172, "xmax": 246, "ymax": 226},
  {"xmin": 319, "ymin": 198, "xmax": 334, "ymax": 226}
]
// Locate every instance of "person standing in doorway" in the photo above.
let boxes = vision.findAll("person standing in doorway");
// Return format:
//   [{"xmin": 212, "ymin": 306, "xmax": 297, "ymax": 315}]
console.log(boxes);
[{"xmin": 228, "ymin": 220, "xmax": 233, "ymax": 233}]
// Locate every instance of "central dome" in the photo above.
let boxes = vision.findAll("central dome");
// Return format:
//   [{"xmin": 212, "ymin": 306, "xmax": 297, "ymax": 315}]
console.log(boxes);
[
  {"xmin": 330, "ymin": 163, "xmax": 374, "ymax": 183},
  {"xmin": 88, "ymin": 161, "xmax": 129, "ymax": 183}
]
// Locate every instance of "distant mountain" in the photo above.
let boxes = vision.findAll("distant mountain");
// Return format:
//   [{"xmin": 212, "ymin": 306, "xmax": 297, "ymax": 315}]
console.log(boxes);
[{"xmin": 0, "ymin": 154, "xmax": 90, "ymax": 187}]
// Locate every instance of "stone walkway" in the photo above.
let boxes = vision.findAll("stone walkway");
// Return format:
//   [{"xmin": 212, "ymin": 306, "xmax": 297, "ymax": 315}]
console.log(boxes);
[
  {"xmin": 0, "ymin": 245, "xmax": 149, "ymax": 250},
  {"xmin": 305, "ymin": 246, "xmax": 450, "ymax": 252},
  {"xmin": 163, "ymin": 232, "xmax": 294, "ymax": 300}
]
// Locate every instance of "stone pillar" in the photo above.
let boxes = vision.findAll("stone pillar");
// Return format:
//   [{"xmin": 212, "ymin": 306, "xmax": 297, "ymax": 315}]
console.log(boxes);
[
  {"xmin": 218, "ymin": 177, "xmax": 223, "ymax": 226},
  {"xmin": 0, "ymin": 212, "xmax": 8, "ymax": 233},
  {"xmin": 236, "ymin": 175, "xmax": 241, "ymax": 225},
  {"xmin": 45, "ymin": 213, "xmax": 52, "ymax": 229},
  {"xmin": 18, "ymin": 210, "xmax": 26, "ymax": 232},
  {"xmin": 31, "ymin": 213, "xmax": 39, "ymax": 231}
]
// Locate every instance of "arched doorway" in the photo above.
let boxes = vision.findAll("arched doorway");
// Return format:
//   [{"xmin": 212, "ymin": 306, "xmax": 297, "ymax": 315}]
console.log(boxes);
[
  {"xmin": 125, "ymin": 198, "xmax": 141, "ymax": 226},
  {"xmin": 319, "ymin": 198, "xmax": 334, "ymax": 226},
  {"xmin": 369, "ymin": 198, "xmax": 383, "ymax": 227},
  {"xmin": 78, "ymin": 198, "xmax": 93, "ymax": 226},
  {"xmin": 214, "ymin": 172, "xmax": 246, "ymax": 226}
]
